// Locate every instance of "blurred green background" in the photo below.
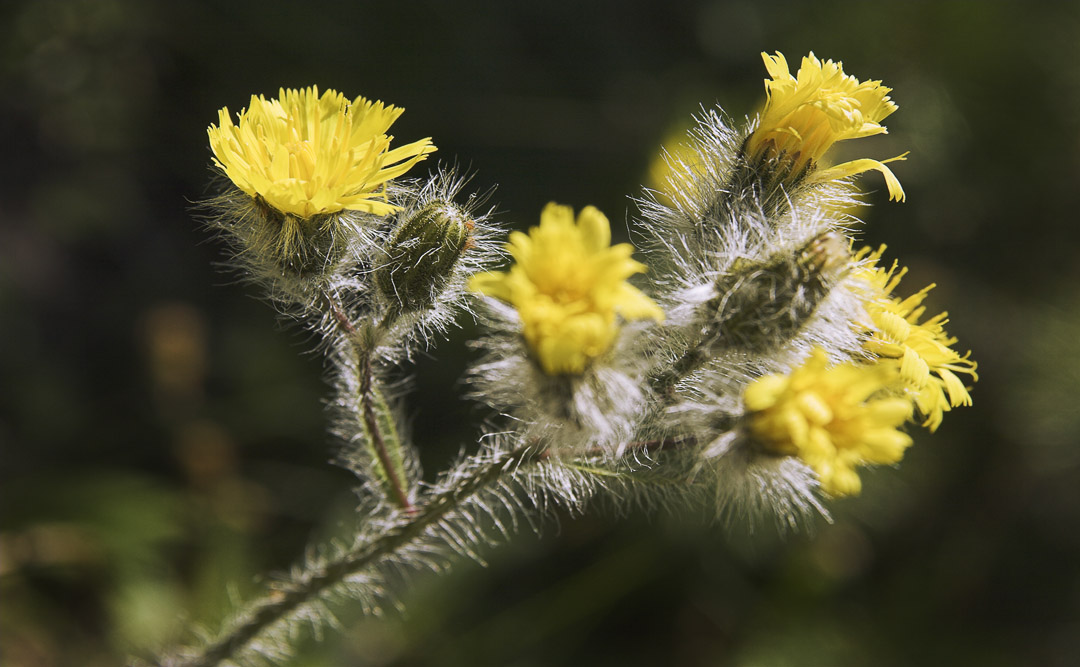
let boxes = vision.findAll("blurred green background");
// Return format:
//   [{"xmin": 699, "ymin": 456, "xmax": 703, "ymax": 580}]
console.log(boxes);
[{"xmin": 3, "ymin": 1, "xmax": 1079, "ymax": 665}]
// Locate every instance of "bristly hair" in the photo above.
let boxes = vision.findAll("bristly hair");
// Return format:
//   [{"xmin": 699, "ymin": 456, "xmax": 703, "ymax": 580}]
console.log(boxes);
[
  {"xmin": 196, "ymin": 165, "xmax": 501, "ymax": 362},
  {"xmin": 193, "ymin": 172, "xmax": 392, "ymax": 312},
  {"xmin": 466, "ymin": 300, "xmax": 657, "ymax": 456}
]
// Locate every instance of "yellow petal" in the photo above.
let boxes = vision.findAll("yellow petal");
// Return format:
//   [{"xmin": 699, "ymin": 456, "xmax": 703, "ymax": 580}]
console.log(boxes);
[{"xmin": 814, "ymin": 154, "xmax": 908, "ymax": 202}]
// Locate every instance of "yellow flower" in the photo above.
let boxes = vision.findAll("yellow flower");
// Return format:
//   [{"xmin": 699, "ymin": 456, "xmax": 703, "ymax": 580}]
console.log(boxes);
[
  {"xmin": 208, "ymin": 86, "xmax": 435, "ymax": 219},
  {"xmin": 745, "ymin": 349, "xmax": 913, "ymax": 497},
  {"xmin": 746, "ymin": 51, "xmax": 907, "ymax": 201},
  {"xmin": 854, "ymin": 246, "xmax": 978, "ymax": 431},
  {"xmin": 469, "ymin": 203, "xmax": 664, "ymax": 375}
]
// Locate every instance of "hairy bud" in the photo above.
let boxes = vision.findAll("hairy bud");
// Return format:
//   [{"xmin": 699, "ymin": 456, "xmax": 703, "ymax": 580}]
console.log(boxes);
[
  {"xmin": 709, "ymin": 231, "xmax": 849, "ymax": 351},
  {"xmin": 376, "ymin": 202, "xmax": 474, "ymax": 313}
]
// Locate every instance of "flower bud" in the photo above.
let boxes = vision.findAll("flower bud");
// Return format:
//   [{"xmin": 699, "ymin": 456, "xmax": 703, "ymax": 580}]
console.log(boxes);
[
  {"xmin": 709, "ymin": 231, "xmax": 848, "ymax": 351},
  {"xmin": 375, "ymin": 202, "xmax": 473, "ymax": 313}
]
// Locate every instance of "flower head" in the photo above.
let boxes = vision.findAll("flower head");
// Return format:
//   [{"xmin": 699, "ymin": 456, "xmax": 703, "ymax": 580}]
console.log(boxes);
[
  {"xmin": 746, "ymin": 51, "xmax": 906, "ymax": 201},
  {"xmin": 208, "ymin": 86, "xmax": 435, "ymax": 219},
  {"xmin": 854, "ymin": 246, "xmax": 978, "ymax": 431},
  {"xmin": 744, "ymin": 349, "xmax": 914, "ymax": 497},
  {"xmin": 469, "ymin": 203, "xmax": 663, "ymax": 375}
]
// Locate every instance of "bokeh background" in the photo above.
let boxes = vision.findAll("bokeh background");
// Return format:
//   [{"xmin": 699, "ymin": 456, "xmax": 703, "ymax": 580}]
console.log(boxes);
[{"xmin": 3, "ymin": 1, "xmax": 1079, "ymax": 665}]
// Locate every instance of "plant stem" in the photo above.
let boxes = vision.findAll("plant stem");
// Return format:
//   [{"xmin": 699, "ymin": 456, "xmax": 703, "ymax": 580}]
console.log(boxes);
[
  {"xmin": 650, "ymin": 317, "xmax": 726, "ymax": 398},
  {"xmin": 322, "ymin": 289, "xmax": 413, "ymax": 512},
  {"xmin": 648, "ymin": 280, "xmax": 743, "ymax": 397},
  {"xmin": 539, "ymin": 435, "xmax": 696, "ymax": 460},
  {"xmin": 323, "ymin": 290, "xmax": 358, "ymax": 337},
  {"xmin": 176, "ymin": 443, "xmax": 540, "ymax": 667},
  {"xmin": 358, "ymin": 345, "xmax": 415, "ymax": 513}
]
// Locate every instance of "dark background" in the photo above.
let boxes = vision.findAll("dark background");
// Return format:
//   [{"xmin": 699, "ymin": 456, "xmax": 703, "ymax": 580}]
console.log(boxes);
[{"xmin": 3, "ymin": 1, "xmax": 1079, "ymax": 665}]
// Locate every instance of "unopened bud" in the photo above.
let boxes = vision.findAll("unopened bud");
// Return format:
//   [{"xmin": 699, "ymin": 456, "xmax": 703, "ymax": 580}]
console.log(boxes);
[
  {"xmin": 709, "ymin": 231, "xmax": 849, "ymax": 351},
  {"xmin": 375, "ymin": 202, "xmax": 474, "ymax": 313}
]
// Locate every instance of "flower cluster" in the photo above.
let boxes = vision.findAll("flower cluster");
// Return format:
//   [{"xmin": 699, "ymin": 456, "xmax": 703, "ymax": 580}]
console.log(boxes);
[
  {"xmin": 201, "ymin": 87, "xmax": 498, "ymax": 511},
  {"xmin": 737, "ymin": 243, "xmax": 978, "ymax": 496},
  {"xmin": 181, "ymin": 52, "xmax": 980, "ymax": 664},
  {"xmin": 641, "ymin": 50, "xmax": 977, "ymax": 502}
]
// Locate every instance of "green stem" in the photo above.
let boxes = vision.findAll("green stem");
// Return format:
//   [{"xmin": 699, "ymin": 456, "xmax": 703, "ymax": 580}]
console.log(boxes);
[
  {"xmin": 358, "ymin": 346, "xmax": 414, "ymax": 513},
  {"xmin": 176, "ymin": 444, "xmax": 540, "ymax": 667},
  {"xmin": 322, "ymin": 290, "xmax": 413, "ymax": 512},
  {"xmin": 649, "ymin": 297, "xmax": 728, "ymax": 397}
]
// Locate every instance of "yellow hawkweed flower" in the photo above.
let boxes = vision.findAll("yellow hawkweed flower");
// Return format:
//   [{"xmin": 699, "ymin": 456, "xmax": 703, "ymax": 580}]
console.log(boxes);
[
  {"xmin": 469, "ymin": 203, "xmax": 664, "ymax": 375},
  {"xmin": 746, "ymin": 51, "xmax": 907, "ymax": 201},
  {"xmin": 745, "ymin": 349, "xmax": 913, "ymax": 497},
  {"xmin": 208, "ymin": 86, "xmax": 435, "ymax": 219},
  {"xmin": 854, "ymin": 246, "xmax": 978, "ymax": 431}
]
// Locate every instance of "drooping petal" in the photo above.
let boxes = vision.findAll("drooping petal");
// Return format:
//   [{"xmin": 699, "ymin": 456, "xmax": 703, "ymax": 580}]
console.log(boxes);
[
  {"xmin": 813, "ymin": 154, "xmax": 908, "ymax": 202},
  {"xmin": 852, "ymin": 245, "xmax": 978, "ymax": 430}
]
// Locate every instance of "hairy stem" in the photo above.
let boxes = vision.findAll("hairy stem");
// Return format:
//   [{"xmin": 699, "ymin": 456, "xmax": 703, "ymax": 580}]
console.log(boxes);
[
  {"xmin": 359, "ymin": 346, "xmax": 414, "ymax": 513},
  {"xmin": 540, "ymin": 435, "xmax": 697, "ymax": 460},
  {"xmin": 323, "ymin": 290, "xmax": 358, "ymax": 337},
  {"xmin": 176, "ymin": 443, "xmax": 541, "ymax": 667},
  {"xmin": 322, "ymin": 289, "xmax": 413, "ymax": 512},
  {"xmin": 649, "ymin": 306, "xmax": 728, "ymax": 397}
]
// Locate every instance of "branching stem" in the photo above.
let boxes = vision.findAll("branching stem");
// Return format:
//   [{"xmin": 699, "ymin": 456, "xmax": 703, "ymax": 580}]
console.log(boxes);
[
  {"xmin": 177, "ymin": 443, "xmax": 541, "ymax": 667},
  {"xmin": 322, "ymin": 290, "xmax": 414, "ymax": 513},
  {"xmin": 323, "ymin": 291, "xmax": 358, "ymax": 337}
]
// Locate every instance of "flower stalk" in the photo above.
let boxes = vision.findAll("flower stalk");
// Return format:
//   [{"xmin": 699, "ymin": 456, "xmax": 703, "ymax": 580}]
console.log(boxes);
[
  {"xmin": 357, "ymin": 344, "xmax": 414, "ymax": 512},
  {"xmin": 320, "ymin": 289, "xmax": 414, "ymax": 511}
]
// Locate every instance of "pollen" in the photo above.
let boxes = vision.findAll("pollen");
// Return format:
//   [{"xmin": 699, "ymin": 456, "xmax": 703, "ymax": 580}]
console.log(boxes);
[
  {"xmin": 469, "ymin": 203, "xmax": 664, "ymax": 375},
  {"xmin": 208, "ymin": 86, "xmax": 435, "ymax": 219}
]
